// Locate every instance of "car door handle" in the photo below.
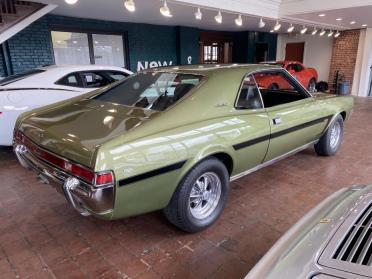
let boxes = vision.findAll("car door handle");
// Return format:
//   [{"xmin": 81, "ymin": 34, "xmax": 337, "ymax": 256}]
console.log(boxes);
[{"xmin": 273, "ymin": 117, "xmax": 282, "ymax": 125}]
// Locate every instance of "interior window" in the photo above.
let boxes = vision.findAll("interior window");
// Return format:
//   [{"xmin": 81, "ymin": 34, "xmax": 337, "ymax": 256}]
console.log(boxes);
[
  {"xmin": 56, "ymin": 73, "xmax": 81, "ymax": 87},
  {"xmin": 81, "ymin": 72, "xmax": 111, "ymax": 88},
  {"xmin": 253, "ymin": 71, "xmax": 309, "ymax": 108},
  {"xmin": 236, "ymin": 75, "xmax": 263, "ymax": 109}
]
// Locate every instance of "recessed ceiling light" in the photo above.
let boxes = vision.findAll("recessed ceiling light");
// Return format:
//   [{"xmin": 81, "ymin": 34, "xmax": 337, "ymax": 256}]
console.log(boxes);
[
  {"xmin": 235, "ymin": 15, "xmax": 243, "ymax": 26},
  {"xmin": 287, "ymin": 24, "xmax": 295, "ymax": 33},
  {"xmin": 318, "ymin": 14, "xmax": 326, "ymax": 17},
  {"xmin": 215, "ymin": 11, "xmax": 222, "ymax": 24},
  {"xmin": 336, "ymin": 18, "xmax": 342, "ymax": 21},
  {"xmin": 160, "ymin": 1, "xmax": 172, "ymax": 17},
  {"xmin": 270, "ymin": 29, "xmax": 274, "ymax": 33},
  {"xmin": 124, "ymin": 0, "xmax": 135, "ymax": 12},
  {"xmin": 273, "ymin": 21, "xmax": 281, "ymax": 31},
  {"xmin": 362, "ymin": 24, "xmax": 368, "ymax": 27},
  {"xmin": 300, "ymin": 26, "xmax": 308, "ymax": 34},
  {"xmin": 258, "ymin": 18, "xmax": 266, "ymax": 28},
  {"xmin": 65, "ymin": 0, "xmax": 78, "ymax": 4},
  {"xmin": 350, "ymin": 21, "xmax": 356, "ymax": 25},
  {"xmin": 194, "ymin": 7, "xmax": 202, "ymax": 20}
]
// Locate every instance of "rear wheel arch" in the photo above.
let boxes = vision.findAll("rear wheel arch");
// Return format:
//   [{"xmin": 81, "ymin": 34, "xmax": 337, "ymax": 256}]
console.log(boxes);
[{"xmin": 340, "ymin": 111, "xmax": 346, "ymax": 120}]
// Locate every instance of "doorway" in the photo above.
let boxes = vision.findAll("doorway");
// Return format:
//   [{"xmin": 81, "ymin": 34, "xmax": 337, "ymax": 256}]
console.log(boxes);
[
  {"xmin": 285, "ymin": 42, "xmax": 305, "ymax": 62},
  {"xmin": 199, "ymin": 32, "xmax": 232, "ymax": 64},
  {"xmin": 254, "ymin": 43, "xmax": 268, "ymax": 63}
]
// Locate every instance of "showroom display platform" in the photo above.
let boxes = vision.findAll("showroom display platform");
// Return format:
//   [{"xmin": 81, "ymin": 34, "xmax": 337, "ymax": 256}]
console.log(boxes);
[{"xmin": 0, "ymin": 97, "xmax": 371, "ymax": 279}]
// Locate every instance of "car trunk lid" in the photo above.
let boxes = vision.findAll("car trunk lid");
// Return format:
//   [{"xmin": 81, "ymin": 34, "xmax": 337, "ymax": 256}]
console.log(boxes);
[{"xmin": 18, "ymin": 99, "xmax": 158, "ymax": 168}]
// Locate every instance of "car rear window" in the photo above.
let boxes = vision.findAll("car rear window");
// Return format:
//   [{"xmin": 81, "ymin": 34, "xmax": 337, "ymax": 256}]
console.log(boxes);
[
  {"xmin": 93, "ymin": 72, "xmax": 203, "ymax": 111},
  {"xmin": 0, "ymin": 69, "xmax": 45, "ymax": 86}
]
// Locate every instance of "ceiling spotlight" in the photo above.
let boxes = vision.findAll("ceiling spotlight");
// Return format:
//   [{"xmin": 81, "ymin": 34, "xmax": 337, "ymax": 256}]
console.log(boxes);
[
  {"xmin": 235, "ymin": 14, "xmax": 243, "ymax": 26},
  {"xmin": 328, "ymin": 30, "xmax": 334, "ymax": 37},
  {"xmin": 160, "ymin": 0, "xmax": 172, "ymax": 17},
  {"xmin": 300, "ymin": 26, "xmax": 308, "ymax": 34},
  {"xmin": 65, "ymin": 0, "xmax": 78, "ymax": 4},
  {"xmin": 319, "ymin": 29, "xmax": 326, "ymax": 36},
  {"xmin": 311, "ymin": 28, "xmax": 318, "ymax": 35},
  {"xmin": 318, "ymin": 13, "xmax": 325, "ymax": 17},
  {"xmin": 350, "ymin": 21, "xmax": 356, "ymax": 25},
  {"xmin": 273, "ymin": 21, "xmax": 281, "ymax": 31},
  {"xmin": 334, "ymin": 31, "xmax": 341, "ymax": 38},
  {"xmin": 336, "ymin": 18, "xmax": 342, "ymax": 21},
  {"xmin": 124, "ymin": 0, "xmax": 135, "ymax": 12},
  {"xmin": 270, "ymin": 30, "xmax": 274, "ymax": 33},
  {"xmin": 258, "ymin": 18, "xmax": 266, "ymax": 28},
  {"xmin": 194, "ymin": 7, "xmax": 202, "ymax": 20},
  {"xmin": 362, "ymin": 24, "xmax": 368, "ymax": 27},
  {"xmin": 287, "ymin": 24, "xmax": 294, "ymax": 33},
  {"xmin": 215, "ymin": 11, "xmax": 222, "ymax": 24}
]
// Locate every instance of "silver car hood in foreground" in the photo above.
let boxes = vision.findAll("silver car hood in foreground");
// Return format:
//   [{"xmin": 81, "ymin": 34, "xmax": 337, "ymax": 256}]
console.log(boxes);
[{"xmin": 246, "ymin": 185, "xmax": 372, "ymax": 279}]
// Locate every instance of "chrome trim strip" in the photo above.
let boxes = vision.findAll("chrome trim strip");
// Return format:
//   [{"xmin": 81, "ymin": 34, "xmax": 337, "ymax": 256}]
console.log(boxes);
[{"xmin": 230, "ymin": 140, "xmax": 318, "ymax": 182}]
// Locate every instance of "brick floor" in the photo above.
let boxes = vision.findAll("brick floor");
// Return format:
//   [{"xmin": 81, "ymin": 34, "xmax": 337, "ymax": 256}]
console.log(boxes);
[{"xmin": 1, "ymin": 97, "xmax": 372, "ymax": 279}]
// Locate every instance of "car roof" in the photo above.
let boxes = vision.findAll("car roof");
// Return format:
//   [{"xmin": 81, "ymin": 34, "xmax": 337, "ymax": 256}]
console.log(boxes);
[
  {"xmin": 148, "ymin": 63, "xmax": 281, "ymax": 76},
  {"xmin": 2, "ymin": 65, "xmax": 132, "ymax": 88}
]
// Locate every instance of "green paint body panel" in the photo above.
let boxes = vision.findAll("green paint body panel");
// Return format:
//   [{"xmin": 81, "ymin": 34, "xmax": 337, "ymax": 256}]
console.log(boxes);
[{"xmin": 15, "ymin": 65, "xmax": 354, "ymax": 220}]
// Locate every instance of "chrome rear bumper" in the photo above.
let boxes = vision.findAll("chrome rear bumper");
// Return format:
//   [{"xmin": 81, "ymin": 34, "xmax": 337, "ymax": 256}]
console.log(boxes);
[{"xmin": 14, "ymin": 143, "xmax": 114, "ymax": 217}]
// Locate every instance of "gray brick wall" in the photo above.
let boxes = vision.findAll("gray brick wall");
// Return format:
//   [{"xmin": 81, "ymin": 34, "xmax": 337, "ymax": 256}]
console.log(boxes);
[{"xmin": 7, "ymin": 17, "xmax": 54, "ymax": 74}]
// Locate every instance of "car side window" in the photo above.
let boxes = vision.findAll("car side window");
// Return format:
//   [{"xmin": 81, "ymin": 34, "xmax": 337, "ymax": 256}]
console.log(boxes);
[
  {"xmin": 293, "ymin": 63, "xmax": 303, "ymax": 72},
  {"xmin": 236, "ymin": 75, "xmax": 263, "ymax": 110},
  {"xmin": 105, "ymin": 71, "xmax": 129, "ymax": 81},
  {"xmin": 55, "ymin": 73, "xmax": 82, "ymax": 87},
  {"xmin": 253, "ymin": 70, "xmax": 309, "ymax": 108},
  {"xmin": 81, "ymin": 72, "xmax": 111, "ymax": 88}
]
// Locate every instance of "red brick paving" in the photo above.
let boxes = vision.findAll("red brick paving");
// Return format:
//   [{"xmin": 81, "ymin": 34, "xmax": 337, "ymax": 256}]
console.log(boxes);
[{"xmin": 1, "ymin": 97, "xmax": 372, "ymax": 279}]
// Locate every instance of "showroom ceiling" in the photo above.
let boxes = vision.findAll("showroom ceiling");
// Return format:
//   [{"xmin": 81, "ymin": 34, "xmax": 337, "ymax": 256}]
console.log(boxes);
[{"xmin": 33, "ymin": 0, "xmax": 371, "ymax": 32}]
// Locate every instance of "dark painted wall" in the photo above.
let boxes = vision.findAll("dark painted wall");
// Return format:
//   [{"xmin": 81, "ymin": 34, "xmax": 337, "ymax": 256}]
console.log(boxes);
[{"xmin": 0, "ymin": 15, "xmax": 277, "ymax": 76}]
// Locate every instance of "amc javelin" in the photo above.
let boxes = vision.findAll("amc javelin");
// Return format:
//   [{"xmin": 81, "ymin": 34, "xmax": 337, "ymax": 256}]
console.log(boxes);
[{"xmin": 13, "ymin": 64, "xmax": 353, "ymax": 232}]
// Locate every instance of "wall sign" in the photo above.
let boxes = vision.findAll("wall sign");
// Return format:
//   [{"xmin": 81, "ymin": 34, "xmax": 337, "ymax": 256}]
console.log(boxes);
[{"xmin": 137, "ymin": 61, "xmax": 173, "ymax": 71}]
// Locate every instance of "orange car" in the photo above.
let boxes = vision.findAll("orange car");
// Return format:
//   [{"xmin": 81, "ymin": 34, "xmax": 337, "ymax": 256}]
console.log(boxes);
[{"xmin": 259, "ymin": 61, "xmax": 318, "ymax": 93}]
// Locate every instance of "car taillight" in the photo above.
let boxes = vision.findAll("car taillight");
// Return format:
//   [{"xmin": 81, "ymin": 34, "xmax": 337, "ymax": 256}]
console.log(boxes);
[
  {"xmin": 15, "ymin": 132, "xmax": 114, "ymax": 187},
  {"xmin": 95, "ymin": 172, "xmax": 114, "ymax": 187}
]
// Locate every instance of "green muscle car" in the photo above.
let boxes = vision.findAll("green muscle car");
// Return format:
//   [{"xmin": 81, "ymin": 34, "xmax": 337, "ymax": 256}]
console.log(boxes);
[{"xmin": 13, "ymin": 64, "xmax": 353, "ymax": 232}]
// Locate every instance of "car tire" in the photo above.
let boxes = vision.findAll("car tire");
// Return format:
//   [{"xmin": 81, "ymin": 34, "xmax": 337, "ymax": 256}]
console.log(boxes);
[
  {"xmin": 314, "ymin": 114, "xmax": 344, "ymax": 156},
  {"xmin": 163, "ymin": 157, "xmax": 230, "ymax": 233},
  {"xmin": 308, "ymin": 78, "xmax": 317, "ymax": 93}
]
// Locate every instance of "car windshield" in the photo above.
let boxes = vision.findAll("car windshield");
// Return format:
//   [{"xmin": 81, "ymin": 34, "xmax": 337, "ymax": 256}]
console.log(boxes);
[
  {"xmin": 93, "ymin": 72, "xmax": 203, "ymax": 111},
  {"xmin": 0, "ymin": 69, "xmax": 45, "ymax": 86}
]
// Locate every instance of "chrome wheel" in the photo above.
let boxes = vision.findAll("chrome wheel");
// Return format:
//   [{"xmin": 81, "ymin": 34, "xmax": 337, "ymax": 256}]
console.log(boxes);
[
  {"xmin": 189, "ymin": 172, "xmax": 222, "ymax": 220},
  {"xmin": 330, "ymin": 121, "xmax": 341, "ymax": 149}
]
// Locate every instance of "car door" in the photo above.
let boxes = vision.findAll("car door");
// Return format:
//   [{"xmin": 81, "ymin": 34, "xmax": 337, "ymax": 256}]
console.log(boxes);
[
  {"xmin": 231, "ymin": 74, "xmax": 271, "ymax": 175},
  {"xmin": 253, "ymin": 70, "xmax": 330, "ymax": 161}
]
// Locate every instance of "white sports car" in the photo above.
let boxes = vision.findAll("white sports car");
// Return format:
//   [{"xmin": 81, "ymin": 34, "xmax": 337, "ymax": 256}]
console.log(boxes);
[{"xmin": 0, "ymin": 65, "xmax": 132, "ymax": 146}]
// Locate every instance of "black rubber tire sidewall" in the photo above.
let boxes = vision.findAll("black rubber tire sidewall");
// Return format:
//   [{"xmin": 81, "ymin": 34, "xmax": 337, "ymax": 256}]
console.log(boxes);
[
  {"xmin": 164, "ymin": 158, "xmax": 229, "ymax": 233},
  {"xmin": 315, "ymin": 115, "xmax": 344, "ymax": 156}
]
